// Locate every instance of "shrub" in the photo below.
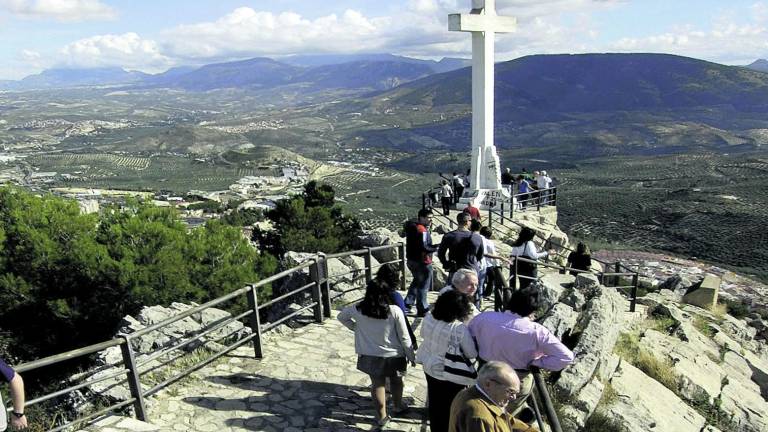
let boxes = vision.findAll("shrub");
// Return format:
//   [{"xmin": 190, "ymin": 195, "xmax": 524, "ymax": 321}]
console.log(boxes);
[
  {"xmin": 693, "ymin": 315, "xmax": 716, "ymax": 338},
  {"xmin": 584, "ymin": 410, "xmax": 628, "ymax": 432},
  {"xmin": 614, "ymin": 333, "xmax": 679, "ymax": 392},
  {"xmin": 722, "ymin": 299, "xmax": 750, "ymax": 319}
]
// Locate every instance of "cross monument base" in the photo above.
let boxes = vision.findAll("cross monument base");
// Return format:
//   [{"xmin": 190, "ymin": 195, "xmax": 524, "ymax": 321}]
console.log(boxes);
[{"xmin": 458, "ymin": 188, "xmax": 511, "ymax": 210}]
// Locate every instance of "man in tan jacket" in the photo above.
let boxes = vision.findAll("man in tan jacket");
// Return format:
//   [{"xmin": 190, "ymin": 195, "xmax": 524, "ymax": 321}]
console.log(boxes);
[{"xmin": 449, "ymin": 361, "xmax": 538, "ymax": 432}]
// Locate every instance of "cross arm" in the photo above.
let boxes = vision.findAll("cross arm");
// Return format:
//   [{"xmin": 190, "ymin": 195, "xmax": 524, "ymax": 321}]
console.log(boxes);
[{"xmin": 448, "ymin": 13, "xmax": 517, "ymax": 33}]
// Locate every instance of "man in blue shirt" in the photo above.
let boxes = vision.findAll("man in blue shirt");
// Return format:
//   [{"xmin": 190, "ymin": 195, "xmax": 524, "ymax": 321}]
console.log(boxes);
[{"xmin": 0, "ymin": 357, "xmax": 27, "ymax": 430}]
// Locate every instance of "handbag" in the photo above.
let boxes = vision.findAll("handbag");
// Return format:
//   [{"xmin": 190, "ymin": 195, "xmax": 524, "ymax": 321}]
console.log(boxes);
[{"xmin": 443, "ymin": 325, "xmax": 477, "ymax": 386}]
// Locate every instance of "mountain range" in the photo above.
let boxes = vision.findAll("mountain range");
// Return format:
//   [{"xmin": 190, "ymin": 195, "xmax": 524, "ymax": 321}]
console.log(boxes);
[{"xmin": 0, "ymin": 54, "xmax": 471, "ymax": 92}]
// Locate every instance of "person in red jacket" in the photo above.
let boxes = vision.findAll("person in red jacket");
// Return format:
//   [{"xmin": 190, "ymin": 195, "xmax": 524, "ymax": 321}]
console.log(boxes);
[{"xmin": 404, "ymin": 209, "xmax": 437, "ymax": 317}]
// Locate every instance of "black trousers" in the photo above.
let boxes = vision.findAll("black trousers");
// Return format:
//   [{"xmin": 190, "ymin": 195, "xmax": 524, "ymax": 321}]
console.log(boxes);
[
  {"xmin": 425, "ymin": 373, "xmax": 466, "ymax": 432},
  {"xmin": 441, "ymin": 197, "xmax": 452, "ymax": 215}
]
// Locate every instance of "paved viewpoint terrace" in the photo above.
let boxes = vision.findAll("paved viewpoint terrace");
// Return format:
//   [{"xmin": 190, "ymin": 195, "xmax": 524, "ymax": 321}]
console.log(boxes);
[{"xmin": 85, "ymin": 307, "xmax": 433, "ymax": 432}]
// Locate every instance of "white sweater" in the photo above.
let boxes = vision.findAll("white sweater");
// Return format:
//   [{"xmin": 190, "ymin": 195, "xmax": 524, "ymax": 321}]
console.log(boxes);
[
  {"xmin": 338, "ymin": 304, "xmax": 415, "ymax": 361},
  {"xmin": 416, "ymin": 313, "xmax": 478, "ymax": 379},
  {"xmin": 510, "ymin": 240, "xmax": 547, "ymax": 260}
]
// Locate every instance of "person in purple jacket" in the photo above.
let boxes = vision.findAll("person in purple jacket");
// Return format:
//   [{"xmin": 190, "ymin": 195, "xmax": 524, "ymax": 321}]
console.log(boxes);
[
  {"xmin": 468, "ymin": 288, "xmax": 574, "ymax": 416},
  {"xmin": 0, "ymin": 357, "xmax": 28, "ymax": 430}
]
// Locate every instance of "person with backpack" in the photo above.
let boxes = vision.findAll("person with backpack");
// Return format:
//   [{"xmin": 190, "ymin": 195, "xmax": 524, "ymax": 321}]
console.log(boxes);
[
  {"xmin": 0, "ymin": 357, "xmax": 27, "ymax": 431},
  {"xmin": 437, "ymin": 212, "xmax": 484, "ymax": 283},
  {"xmin": 404, "ymin": 209, "xmax": 437, "ymax": 317}
]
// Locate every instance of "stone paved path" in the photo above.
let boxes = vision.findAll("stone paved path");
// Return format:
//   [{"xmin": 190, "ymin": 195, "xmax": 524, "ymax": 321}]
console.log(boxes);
[{"xmin": 133, "ymin": 304, "xmax": 435, "ymax": 432}]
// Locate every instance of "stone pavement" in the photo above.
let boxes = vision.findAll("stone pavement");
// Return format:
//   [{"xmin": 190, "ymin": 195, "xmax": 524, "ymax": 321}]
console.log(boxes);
[{"xmin": 109, "ymin": 303, "xmax": 437, "ymax": 432}]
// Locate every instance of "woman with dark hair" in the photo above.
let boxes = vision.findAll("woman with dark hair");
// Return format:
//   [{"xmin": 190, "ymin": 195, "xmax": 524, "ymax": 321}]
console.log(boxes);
[
  {"xmin": 416, "ymin": 290, "xmax": 478, "ymax": 432},
  {"xmin": 566, "ymin": 242, "xmax": 592, "ymax": 276},
  {"xmin": 338, "ymin": 279, "xmax": 415, "ymax": 429},
  {"xmin": 510, "ymin": 227, "xmax": 552, "ymax": 290},
  {"xmin": 375, "ymin": 263, "xmax": 418, "ymax": 349}
]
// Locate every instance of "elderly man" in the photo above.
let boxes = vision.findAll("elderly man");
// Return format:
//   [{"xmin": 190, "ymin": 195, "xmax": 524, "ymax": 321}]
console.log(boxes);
[
  {"xmin": 448, "ymin": 361, "xmax": 538, "ymax": 432},
  {"xmin": 438, "ymin": 269, "xmax": 480, "ymax": 318},
  {"xmin": 1, "ymin": 357, "xmax": 28, "ymax": 430},
  {"xmin": 469, "ymin": 288, "xmax": 574, "ymax": 416}
]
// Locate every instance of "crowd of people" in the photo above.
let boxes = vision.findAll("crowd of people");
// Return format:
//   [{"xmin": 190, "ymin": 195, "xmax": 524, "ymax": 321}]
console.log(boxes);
[
  {"xmin": 339, "ymin": 199, "xmax": 587, "ymax": 431},
  {"xmin": 430, "ymin": 168, "xmax": 555, "ymax": 213}
]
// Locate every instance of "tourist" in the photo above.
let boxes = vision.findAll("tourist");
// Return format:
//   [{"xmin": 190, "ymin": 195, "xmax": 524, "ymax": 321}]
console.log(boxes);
[
  {"xmin": 404, "ymin": 209, "xmax": 437, "ymax": 317},
  {"xmin": 439, "ymin": 269, "xmax": 480, "ymax": 318},
  {"xmin": 509, "ymin": 227, "xmax": 551, "ymax": 290},
  {"xmin": 440, "ymin": 180, "xmax": 454, "ymax": 216},
  {"xmin": 566, "ymin": 242, "xmax": 592, "ymax": 277},
  {"xmin": 0, "ymin": 357, "xmax": 28, "ymax": 430},
  {"xmin": 448, "ymin": 361, "xmax": 539, "ymax": 432},
  {"xmin": 515, "ymin": 176, "xmax": 533, "ymax": 210},
  {"xmin": 469, "ymin": 288, "xmax": 574, "ymax": 416},
  {"xmin": 501, "ymin": 168, "xmax": 514, "ymax": 195},
  {"xmin": 416, "ymin": 290, "xmax": 478, "ymax": 432},
  {"xmin": 376, "ymin": 263, "xmax": 418, "ymax": 349},
  {"xmin": 479, "ymin": 226, "xmax": 511, "ymax": 310},
  {"xmin": 469, "ymin": 219, "xmax": 485, "ymax": 306},
  {"xmin": 463, "ymin": 200, "xmax": 481, "ymax": 221},
  {"xmin": 437, "ymin": 212, "xmax": 484, "ymax": 282},
  {"xmin": 452, "ymin": 172, "xmax": 465, "ymax": 204},
  {"xmin": 536, "ymin": 170, "xmax": 552, "ymax": 205},
  {"xmin": 338, "ymin": 280, "xmax": 416, "ymax": 428}
]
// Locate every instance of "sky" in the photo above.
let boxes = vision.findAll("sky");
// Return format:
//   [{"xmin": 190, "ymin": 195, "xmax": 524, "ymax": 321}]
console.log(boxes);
[{"xmin": 0, "ymin": 0, "xmax": 766, "ymax": 80}]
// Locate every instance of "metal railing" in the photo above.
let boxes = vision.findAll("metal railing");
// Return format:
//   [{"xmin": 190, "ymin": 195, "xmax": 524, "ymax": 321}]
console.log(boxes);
[{"xmin": 8, "ymin": 243, "xmax": 406, "ymax": 431}]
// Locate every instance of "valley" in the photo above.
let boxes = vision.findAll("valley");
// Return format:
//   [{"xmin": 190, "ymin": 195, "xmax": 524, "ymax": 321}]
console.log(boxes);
[{"xmin": 2, "ymin": 53, "xmax": 768, "ymax": 281}]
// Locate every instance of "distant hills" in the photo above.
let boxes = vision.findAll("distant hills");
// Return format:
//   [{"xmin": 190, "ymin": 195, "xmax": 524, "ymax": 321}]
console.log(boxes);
[
  {"xmin": 746, "ymin": 59, "xmax": 768, "ymax": 73},
  {"xmin": 0, "ymin": 54, "xmax": 470, "ymax": 92},
  {"xmin": 353, "ymin": 53, "xmax": 768, "ymax": 162}
]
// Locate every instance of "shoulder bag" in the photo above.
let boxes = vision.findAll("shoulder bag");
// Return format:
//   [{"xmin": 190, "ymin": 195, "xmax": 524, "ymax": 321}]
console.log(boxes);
[{"xmin": 443, "ymin": 325, "xmax": 477, "ymax": 386}]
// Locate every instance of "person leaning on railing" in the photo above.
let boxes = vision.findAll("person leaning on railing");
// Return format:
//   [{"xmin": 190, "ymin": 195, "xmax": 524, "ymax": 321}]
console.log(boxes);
[
  {"xmin": 468, "ymin": 288, "xmax": 574, "ymax": 419},
  {"xmin": 509, "ymin": 227, "xmax": 554, "ymax": 290},
  {"xmin": 0, "ymin": 357, "xmax": 28, "ymax": 431}
]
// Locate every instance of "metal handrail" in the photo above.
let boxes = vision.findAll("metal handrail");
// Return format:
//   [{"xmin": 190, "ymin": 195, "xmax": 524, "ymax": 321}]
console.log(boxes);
[{"xmin": 10, "ymin": 242, "xmax": 406, "ymax": 431}]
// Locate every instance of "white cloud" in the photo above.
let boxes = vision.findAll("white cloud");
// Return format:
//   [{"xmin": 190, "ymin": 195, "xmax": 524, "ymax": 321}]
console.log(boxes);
[
  {"xmin": 0, "ymin": 0, "xmax": 116, "ymax": 21},
  {"xmin": 59, "ymin": 33, "xmax": 173, "ymax": 71},
  {"xmin": 610, "ymin": 22, "xmax": 768, "ymax": 65},
  {"xmin": 162, "ymin": 7, "xmax": 395, "ymax": 60}
]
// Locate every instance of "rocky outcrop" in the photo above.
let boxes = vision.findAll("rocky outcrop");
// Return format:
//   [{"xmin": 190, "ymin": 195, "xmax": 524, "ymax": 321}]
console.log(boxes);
[
  {"xmin": 539, "ymin": 271, "xmax": 625, "ymax": 430},
  {"xmin": 69, "ymin": 303, "xmax": 251, "ymax": 412}
]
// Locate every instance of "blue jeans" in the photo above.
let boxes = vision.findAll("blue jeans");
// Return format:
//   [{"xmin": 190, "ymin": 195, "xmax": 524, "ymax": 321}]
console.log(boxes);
[
  {"xmin": 405, "ymin": 260, "xmax": 432, "ymax": 314},
  {"xmin": 476, "ymin": 267, "xmax": 487, "ymax": 307}
]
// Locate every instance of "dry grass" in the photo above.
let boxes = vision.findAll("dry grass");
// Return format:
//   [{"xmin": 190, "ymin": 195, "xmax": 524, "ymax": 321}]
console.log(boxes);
[{"xmin": 614, "ymin": 332, "xmax": 679, "ymax": 392}]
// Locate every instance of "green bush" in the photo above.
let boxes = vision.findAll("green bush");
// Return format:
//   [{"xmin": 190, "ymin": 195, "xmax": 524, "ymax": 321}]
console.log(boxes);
[
  {"xmin": 0, "ymin": 187, "xmax": 276, "ymax": 361},
  {"xmin": 722, "ymin": 298, "xmax": 750, "ymax": 319},
  {"xmin": 262, "ymin": 181, "xmax": 362, "ymax": 254}
]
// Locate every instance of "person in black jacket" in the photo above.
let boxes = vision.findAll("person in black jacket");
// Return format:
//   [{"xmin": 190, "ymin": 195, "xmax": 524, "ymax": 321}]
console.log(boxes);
[
  {"xmin": 404, "ymin": 209, "xmax": 438, "ymax": 316},
  {"xmin": 437, "ymin": 212, "xmax": 484, "ymax": 283},
  {"xmin": 566, "ymin": 242, "xmax": 592, "ymax": 276}
]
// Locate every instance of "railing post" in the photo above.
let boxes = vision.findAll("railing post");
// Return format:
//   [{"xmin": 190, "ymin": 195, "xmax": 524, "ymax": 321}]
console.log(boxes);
[
  {"xmin": 630, "ymin": 273, "xmax": 639, "ymax": 313},
  {"xmin": 120, "ymin": 336, "xmax": 147, "ymax": 421},
  {"xmin": 532, "ymin": 368, "xmax": 563, "ymax": 432},
  {"xmin": 614, "ymin": 262, "xmax": 621, "ymax": 287},
  {"xmin": 553, "ymin": 186, "xmax": 557, "ymax": 208},
  {"xmin": 364, "ymin": 247, "xmax": 373, "ymax": 283},
  {"xmin": 487, "ymin": 207, "xmax": 492, "ymax": 229},
  {"xmin": 246, "ymin": 284, "xmax": 264, "ymax": 359},
  {"xmin": 319, "ymin": 252, "xmax": 332, "ymax": 318},
  {"xmin": 510, "ymin": 195, "xmax": 515, "ymax": 219},
  {"xmin": 398, "ymin": 242, "xmax": 407, "ymax": 291},
  {"xmin": 422, "ymin": 193, "xmax": 427, "ymax": 210},
  {"xmin": 309, "ymin": 259, "xmax": 324, "ymax": 323}
]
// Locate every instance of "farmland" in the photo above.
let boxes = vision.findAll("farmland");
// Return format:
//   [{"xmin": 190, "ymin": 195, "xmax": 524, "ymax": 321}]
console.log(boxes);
[{"xmin": 555, "ymin": 152, "xmax": 768, "ymax": 281}]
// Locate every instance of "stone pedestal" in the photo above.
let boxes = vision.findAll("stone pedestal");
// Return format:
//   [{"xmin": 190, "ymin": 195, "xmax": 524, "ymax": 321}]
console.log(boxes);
[
  {"xmin": 458, "ymin": 188, "xmax": 511, "ymax": 210},
  {"xmin": 682, "ymin": 274, "xmax": 721, "ymax": 310}
]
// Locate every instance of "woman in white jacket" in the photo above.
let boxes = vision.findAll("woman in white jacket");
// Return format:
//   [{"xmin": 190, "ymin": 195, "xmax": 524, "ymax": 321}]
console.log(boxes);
[
  {"xmin": 338, "ymin": 279, "xmax": 415, "ymax": 429},
  {"xmin": 416, "ymin": 290, "xmax": 477, "ymax": 432},
  {"xmin": 510, "ymin": 227, "xmax": 552, "ymax": 290}
]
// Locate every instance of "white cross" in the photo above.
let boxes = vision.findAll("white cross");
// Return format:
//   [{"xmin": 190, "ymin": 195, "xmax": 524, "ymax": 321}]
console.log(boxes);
[{"xmin": 449, "ymin": 0, "xmax": 516, "ymax": 193}]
